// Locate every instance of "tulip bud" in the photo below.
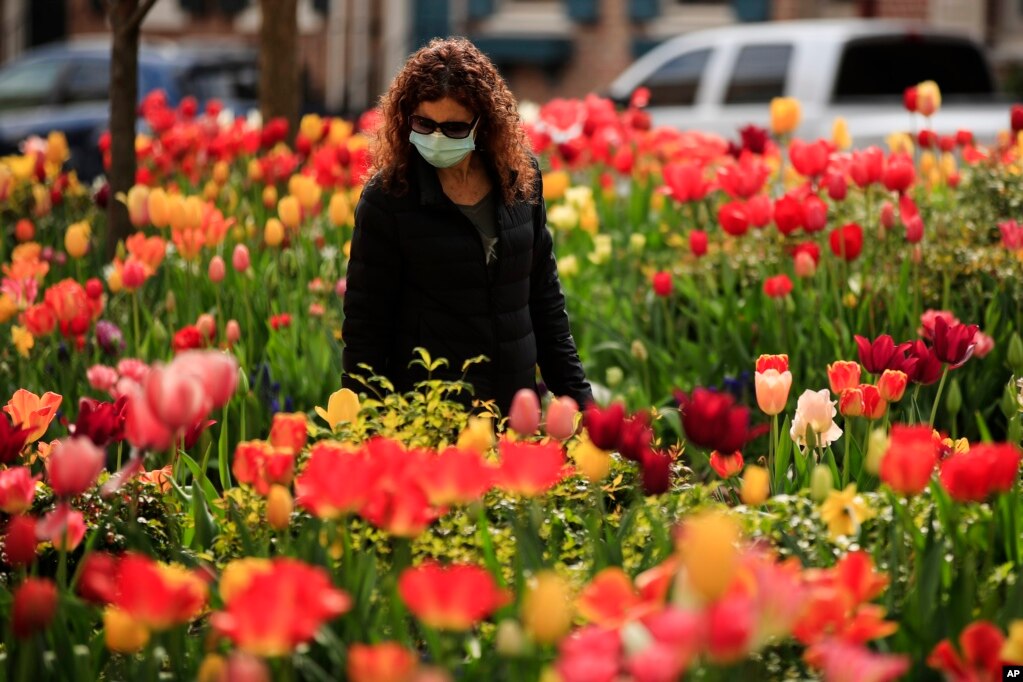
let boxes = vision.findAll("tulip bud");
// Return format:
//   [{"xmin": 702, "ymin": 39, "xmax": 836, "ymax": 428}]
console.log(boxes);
[
  {"xmin": 232, "ymin": 244, "xmax": 251, "ymax": 272},
  {"xmin": 545, "ymin": 396, "xmax": 579, "ymax": 440},
  {"xmin": 880, "ymin": 201, "xmax": 896, "ymax": 229},
  {"xmin": 865, "ymin": 428, "xmax": 890, "ymax": 475},
  {"xmin": 794, "ymin": 251, "xmax": 816, "ymax": 278},
  {"xmin": 1008, "ymin": 333, "xmax": 1023, "ymax": 375},
  {"xmin": 810, "ymin": 464, "xmax": 833, "ymax": 501},
  {"xmin": 571, "ymin": 438, "xmax": 611, "ymax": 483},
  {"xmin": 15, "ymin": 219, "xmax": 34, "ymax": 242},
  {"xmin": 150, "ymin": 318, "xmax": 169, "ymax": 347},
  {"xmin": 945, "ymin": 378, "xmax": 963, "ymax": 416},
  {"xmin": 122, "ymin": 260, "xmax": 146, "ymax": 291},
  {"xmin": 264, "ymin": 218, "xmax": 284, "ymax": 247},
  {"xmin": 13, "ymin": 577, "xmax": 57, "ymax": 639},
  {"xmin": 878, "ymin": 370, "xmax": 908, "ymax": 403},
  {"xmin": 225, "ymin": 319, "xmax": 242, "ymax": 347},
  {"xmin": 208, "ymin": 256, "xmax": 226, "ymax": 283},
  {"xmin": 196, "ymin": 313, "xmax": 216, "ymax": 341},
  {"xmin": 262, "ymin": 185, "xmax": 278, "ymax": 210},
  {"xmin": 65, "ymin": 221, "xmax": 91, "ymax": 259},
  {"xmin": 631, "ymin": 339, "xmax": 648, "ymax": 362},
  {"xmin": 329, "ymin": 192, "xmax": 351, "ymax": 227},
  {"xmin": 838, "ymin": 388, "xmax": 864, "ymax": 417},
  {"xmin": 605, "ymin": 367, "xmax": 623, "ymax": 388},
  {"xmin": 522, "ymin": 571, "xmax": 573, "ymax": 644},
  {"xmin": 104, "ymin": 606, "xmax": 150, "ymax": 653},
  {"xmin": 509, "ymin": 389, "xmax": 541, "ymax": 436},
  {"xmin": 740, "ymin": 465, "xmax": 769, "ymax": 505},
  {"xmin": 266, "ymin": 485, "xmax": 293, "ymax": 531},
  {"xmin": 278, "ymin": 195, "xmax": 301, "ymax": 230},
  {"xmin": 495, "ymin": 620, "xmax": 526, "ymax": 657}
]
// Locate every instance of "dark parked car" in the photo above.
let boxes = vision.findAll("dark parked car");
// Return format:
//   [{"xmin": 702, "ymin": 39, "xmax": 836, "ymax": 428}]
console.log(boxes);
[{"xmin": 0, "ymin": 38, "xmax": 259, "ymax": 180}]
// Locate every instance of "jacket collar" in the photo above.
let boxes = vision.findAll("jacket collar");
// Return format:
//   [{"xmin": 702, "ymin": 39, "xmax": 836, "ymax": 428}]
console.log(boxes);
[{"xmin": 413, "ymin": 150, "xmax": 517, "ymax": 207}]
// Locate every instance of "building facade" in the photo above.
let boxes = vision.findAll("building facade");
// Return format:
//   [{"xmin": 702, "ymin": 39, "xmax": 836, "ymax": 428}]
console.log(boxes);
[{"xmin": 1, "ymin": 0, "xmax": 1020, "ymax": 114}]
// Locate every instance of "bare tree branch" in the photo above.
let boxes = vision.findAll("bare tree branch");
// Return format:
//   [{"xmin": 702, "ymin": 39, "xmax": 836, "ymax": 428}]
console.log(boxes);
[{"xmin": 125, "ymin": 0, "xmax": 161, "ymax": 33}]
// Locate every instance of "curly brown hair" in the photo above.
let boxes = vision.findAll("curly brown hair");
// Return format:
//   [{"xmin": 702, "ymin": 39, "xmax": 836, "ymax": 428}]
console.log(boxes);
[{"xmin": 368, "ymin": 37, "xmax": 538, "ymax": 205}]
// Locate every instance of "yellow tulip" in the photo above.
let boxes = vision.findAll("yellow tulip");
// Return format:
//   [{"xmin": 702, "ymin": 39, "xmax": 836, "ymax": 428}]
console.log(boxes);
[
  {"xmin": 212, "ymin": 160, "xmax": 230, "ymax": 186},
  {"xmin": 327, "ymin": 119, "xmax": 353, "ymax": 145},
  {"xmin": 126, "ymin": 185, "xmax": 150, "ymax": 227},
  {"xmin": 262, "ymin": 185, "xmax": 278, "ymax": 210},
  {"xmin": 300, "ymin": 114, "xmax": 324, "ymax": 143},
  {"xmin": 197, "ymin": 654, "xmax": 227, "ymax": 682},
  {"xmin": 264, "ymin": 218, "xmax": 285, "ymax": 247},
  {"xmin": 167, "ymin": 194, "xmax": 187, "ymax": 232},
  {"xmin": 32, "ymin": 184, "xmax": 51, "ymax": 217},
  {"xmin": 557, "ymin": 254, "xmax": 579, "ymax": 279},
  {"xmin": 289, "ymin": 175, "xmax": 322, "ymax": 211},
  {"xmin": 832, "ymin": 117, "xmax": 851, "ymax": 150},
  {"xmin": 314, "ymin": 387, "xmax": 361, "ymax": 430},
  {"xmin": 11, "ymin": 326, "xmax": 33, "ymax": 358},
  {"xmin": 106, "ymin": 269, "xmax": 123, "ymax": 294},
  {"xmin": 920, "ymin": 151, "xmax": 937, "ymax": 178},
  {"xmin": 542, "ymin": 170, "xmax": 570, "ymax": 201},
  {"xmin": 678, "ymin": 511, "xmax": 740, "ymax": 603},
  {"xmin": 740, "ymin": 465, "xmax": 770, "ymax": 505},
  {"xmin": 267, "ymin": 485, "xmax": 293, "ymax": 531},
  {"xmin": 770, "ymin": 97, "xmax": 801, "ymax": 135},
  {"xmin": 571, "ymin": 437, "xmax": 610, "ymax": 483},
  {"xmin": 916, "ymin": 80, "xmax": 941, "ymax": 117},
  {"xmin": 46, "ymin": 131, "xmax": 69, "ymax": 165},
  {"xmin": 1002, "ymin": 620, "xmax": 1023, "ymax": 663},
  {"xmin": 886, "ymin": 132, "xmax": 914, "ymax": 156},
  {"xmin": 65, "ymin": 221, "xmax": 91, "ymax": 259},
  {"xmin": 328, "ymin": 192, "xmax": 351, "ymax": 227},
  {"xmin": 203, "ymin": 180, "xmax": 219, "ymax": 202},
  {"xmin": 183, "ymin": 196, "xmax": 204, "ymax": 230},
  {"xmin": 247, "ymin": 158, "xmax": 263, "ymax": 182},
  {"xmin": 104, "ymin": 607, "xmax": 150, "ymax": 653},
  {"xmin": 148, "ymin": 188, "xmax": 170, "ymax": 228},
  {"xmin": 278, "ymin": 195, "xmax": 302, "ymax": 230},
  {"xmin": 455, "ymin": 414, "xmax": 495, "ymax": 454},
  {"xmin": 522, "ymin": 571, "xmax": 573, "ymax": 644},
  {"xmin": 0, "ymin": 294, "xmax": 17, "ymax": 324}
]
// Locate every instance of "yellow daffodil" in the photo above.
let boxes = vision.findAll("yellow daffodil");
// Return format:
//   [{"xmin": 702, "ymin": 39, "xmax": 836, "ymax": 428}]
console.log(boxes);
[
  {"xmin": 819, "ymin": 484, "xmax": 874, "ymax": 540},
  {"xmin": 11, "ymin": 325, "xmax": 33, "ymax": 358}
]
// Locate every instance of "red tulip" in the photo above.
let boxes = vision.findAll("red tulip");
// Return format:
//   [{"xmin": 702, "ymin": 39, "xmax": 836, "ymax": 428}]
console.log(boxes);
[
  {"xmin": 717, "ymin": 200, "xmax": 749, "ymax": 237},
  {"xmin": 903, "ymin": 86, "xmax": 918, "ymax": 113},
  {"xmin": 546, "ymin": 396, "xmax": 579, "ymax": 440},
  {"xmin": 583, "ymin": 402, "xmax": 626, "ymax": 451},
  {"xmin": 662, "ymin": 162, "xmax": 712, "ymax": 203},
  {"xmin": 827, "ymin": 361, "xmax": 862, "ymax": 395},
  {"xmin": 717, "ymin": 153, "xmax": 769, "ymax": 199},
  {"xmin": 495, "ymin": 438, "xmax": 568, "ymax": 496},
  {"xmin": 763, "ymin": 274, "xmax": 793, "ymax": 298},
  {"xmin": 705, "ymin": 593, "xmax": 755, "ymax": 663},
  {"xmin": 77, "ymin": 551, "xmax": 119, "ymax": 604},
  {"xmin": 880, "ymin": 200, "xmax": 896, "ymax": 229},
  {"xmin": 917, "ymin": 129, "xmax": 937, "ymax": 149},
  {"xmin": 850, "ymin": 147, "xmax": 884, "ymax": 188},
  {"xmin": 928, "ymin": 621, "xmax": 1005, "ymax": 681},
  {"xmin": 939, "ymin": 443, "xmax": 1021, "ymax": 503},
  {"xmin": 295, "ymin": 442, "xmax": 379, "ymax": 518},
  {"xmin": 0, "ymin": 413, "xmax": 32, "ymax": 465},
  {"xmin": 420, "ymin": 447, "xmax": 493, "ymax": 506},
  {"xmin": 233, "ymin": 440, "xmax": 295, "ymax": 496},
  {"xmin": 791, "ymin": 242, "xmax": 821, "ymax": 266},
  {"xmin": 829, "ymin": 223, "xmax": 863, "ymax": 261},
  {"xmin": 12, "ymin": 577, "xmax": 57, "ymax": 638},
  {"xmin": 789, "ymin": 139, "xmax": 830, "ymax": 178},
  {"xmin": 802, "ymin": 195, "xmax": 828, "ymax": 233},
  {"xmin": 398, "ymin": 562, "xmax": 510, "ymax": 631},
  {"xmin": 676, "ymin": 388, "xmax": 751, "ymax": 454},
  {"xmin": 72, "ymin": 397, "xmax": 127, "ymax": 447},
  {"xmin": 709, "ymin": 450, "xmax": 744, "ymax": 478},
  {"xmin": 641, "ymin": 449, "xmax": 672, "ymax": 495},
  {"xmin": 905, "ymin": 340, "xmax": 943, "ymax": 385},
  {"xmin": 747, "ymin": 194, "xmax": 773, "ymax": 227},
  {"xmin": 825, "ymin": 171, "xmax": 847, "ymax": 201},
  {"xmin": 509, "ymin": 388, "xmax": 541, "ymax": 435},
  {"xmin": 268, "ymin": 413, "xmax": 308, "ymax": 455},
  {"xmin": 0, "ymin": 467, "xmax": 36, "ymax": 514},
  {"xmin": 689, "ymin": 229, "xmax": 708, "ymax": 257},
  {"xmin": 46, "ymin": 436, "xmax": 105, "ymax": 497},
  {"xmin": 931, "ymin": 317, "xmax": 979, "ymax": 368},
  {"xmin": 617, "ymin": 412, "xmax": 653, "ymax": 462},
  {"xmin": 755, "ymin": 354, "xmax": 789, "ymax": 373},
  {"xmin": 904, "ymin": 214, "xmax": 924, "ymax": 243},
  {"xmin": 882, "ymin": 155, "xmax": 915, "ymax": 194},
  {"xmin": 1012, "ymin": 104, "xmax": 1023, "ymax": 133},
  {"xmin": 773, "ymin": 195, "xmax": 804, "ymax": 236},
  {"xmin": 37, "ymin": 503, "xmax": 86, "ymax": 551},
  {"xmin": 955, "ymin": 129, "xmax": 974, "ymax": 146},
  {"xmin": 348, "ymin": 642, "xmax": 418, "ymax": 682},
  {"xmin": 4, "ymin": 515, "xmax": 38, "ymax": 566},
  {"xmin": 877, "ymin": 370, "xmax": 908, "ymax": 402},
  {"xmin": 651, "ymin": 271, "xmax": 673, "ymax": 297},
  {"xmin": 880, "ymin": 425, "xmax": 937, "ymax": 496}
]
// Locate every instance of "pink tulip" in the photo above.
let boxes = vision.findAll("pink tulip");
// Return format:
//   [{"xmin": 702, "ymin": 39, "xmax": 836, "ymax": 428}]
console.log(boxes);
[
  {"xmin": 173, "ymin": 350, "xmax": 239, "ymax": 409},
  {"xmin": 36, "ymin": 503, "xmax": 86, "ymax": 551},
  {"xmin": 226, "ymin": 319, "xmax": 241, "ymax": 347},
  {"xmin": 509, "ymin": 389, "xmax": 541, "ymax": 436},
  {"xmin": 232, "ymin": 244, "xmax": 251, "ymax": 272},
  {"xmin": 116, "ymin": 358, "xmax": 150, "ymax": 384},
  {"xmin": 124, "ymin": 389, "xmax": 175, "ymax": 452},
  {"xmin": 86, "ymin": 365, "xmax": 119, "ymax": 394},
  {"xmin": 545, "ymin": 396, "xmax": 579, "ymax": 440},
  {"xmin": 208, "ymin": 256, "xmax": 226, "ymax": 283},
  {"xmin": 46, "ymin": 437, "xmax": 106, "ymax": 497},
  {"xmin": 335, "ymin": 278, "xmax": 347, "ymax": 297},
  {"xmin": 793, "ymin": 251, "xmax": 816, "ymax": 278},
  {"xmin": 144, "ymin": 365, "xmax": 211, "ymax": 432},
  {"xmin": 0, "ymin": 467, "xmax": 37, "ymax": 514},
  {"xmin": 196, "ymin": 313, "xmax": 216, "ymax": 341}
]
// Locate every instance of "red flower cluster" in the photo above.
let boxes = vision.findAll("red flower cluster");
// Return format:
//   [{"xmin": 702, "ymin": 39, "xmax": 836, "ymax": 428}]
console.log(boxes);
[
  {"xmin": 675, "ymin": 388, "xmax": 752, "ymax": 455},
  {"xmin": 582, "ymin": 403, "xmax": 674, "ymax": 494},
  {"xmin": 939, "ymin": 443, "xmax": 1020, "ymax": 503}
]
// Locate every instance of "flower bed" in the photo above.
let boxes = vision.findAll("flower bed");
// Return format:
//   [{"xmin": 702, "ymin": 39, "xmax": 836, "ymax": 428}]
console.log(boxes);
[{"xmin": 1, "ymin": 88, "xmax": 1023, "ymax": 680}]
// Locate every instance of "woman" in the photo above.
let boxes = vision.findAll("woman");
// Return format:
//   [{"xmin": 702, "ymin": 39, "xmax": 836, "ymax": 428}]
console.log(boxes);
[{"xmin": 341, "ymin": 37, "xmax": 592, "ymax": 416}]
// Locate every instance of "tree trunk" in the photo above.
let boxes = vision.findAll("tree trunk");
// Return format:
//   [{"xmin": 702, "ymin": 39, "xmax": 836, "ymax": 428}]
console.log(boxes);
[
  {"xmin": 107, "ymin": 1, "xmax": 142, "ymax": 258},
  {"xmin": 259, "ymin": 0, "xmax": 300, "ymax": 141}
]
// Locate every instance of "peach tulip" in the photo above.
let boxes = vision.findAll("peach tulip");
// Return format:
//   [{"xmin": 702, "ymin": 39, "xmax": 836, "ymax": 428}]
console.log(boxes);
[
  {"xmin": 755, "ymin": 369, "xmax": 792, "ymax": 416},
  {"xmin": 208, "ymin": 256, "xmax": 225, "ymax": 283},
  {"xmin": 4, "ymin": 389, "xmax": 62, "ymax": 443},
  {"xmin": 232, "ymin": 244, "xmax": 250, "ymax": 272},
  {"xmin": 509, "ymin": 389, "xmax": 541, "ymax": 436},
  {"xmin": 545, "ymin": 396, "xmax": 579, "ymax": 440},
  {"xmin": 46, "ymin": 436, "xmax": 105, "ymax": 497}
]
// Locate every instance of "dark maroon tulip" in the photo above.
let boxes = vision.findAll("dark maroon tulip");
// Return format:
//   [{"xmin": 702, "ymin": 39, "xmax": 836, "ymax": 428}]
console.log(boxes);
[
  {"xmin": 0, "ymin": 416, "xmax": 31, "ymax": 465},
  {"xmin": 583, "ymin": 402, "xmax": 626, "ymax": 451},
  {"xmin": 854, "ymin": 334, "xmax": 912, "ymax": 375},
  {"xmin": 183, "ymin": 419, "xmax": 217, "ymax": 450},
  {"xmin": 676, "ymin": 388, "xmax": 751, "ymax": 454},
  {"xmin": 618, "ymin": 413, "xmax": 653, "ymax": 462},
  {"xmin": 641, "ymin": 449, "xmax": 672, "ymax": 495},
  {"xmin": 932, "ymin": 317, "xmax": 979, "ymax": 369},
  {"xmin": 72, "ymin": 397, "xmax": 127, "ymax": 448},
  {"xmin": 905, "ymin": 340, "xmax": 943, "ymax": 385}
]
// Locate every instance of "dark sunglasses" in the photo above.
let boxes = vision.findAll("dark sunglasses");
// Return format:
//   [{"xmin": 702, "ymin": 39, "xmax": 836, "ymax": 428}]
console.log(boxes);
[{"xmin": 409, "ymin": 113, "xmax": 480, "ymax": 139}]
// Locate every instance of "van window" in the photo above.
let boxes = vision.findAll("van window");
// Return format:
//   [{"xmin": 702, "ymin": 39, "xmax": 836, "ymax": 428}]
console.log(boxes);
[
  {"xmin": 833, "ymin": 36, "xmax": 995, "ymax": 103},
  {"xmin": 724, "ymin": 44, "xmax": 792, "ymax": 104},
  {"xmin": 65, "ymin": 60, "xmax": 111, "ymax": 104},
  {"xmin": 639, "ymin": 48, "xmax": 710, "ymax": 107},
  {"xmin": 0, "ymin": 58, "xmax": 64, "ymax": 110}
]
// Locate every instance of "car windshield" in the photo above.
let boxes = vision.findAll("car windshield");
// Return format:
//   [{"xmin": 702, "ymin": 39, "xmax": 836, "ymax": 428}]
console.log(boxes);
[
  {"xmin": 0, "ymin": 57, "xmax": 64, "ymax": 110},
  {"xmin": 183, "ymin": 61, "xmax": 259, "ymax": 103},
  {"xmin": 832, "ymin": 35, "xmax": 997, "ymax": 103}
]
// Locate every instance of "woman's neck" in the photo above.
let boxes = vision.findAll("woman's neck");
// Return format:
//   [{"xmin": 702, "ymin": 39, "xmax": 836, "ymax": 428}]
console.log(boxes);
[{"xmin": 437, "ymin": 151, "xmax": 476, "ymax": 185}]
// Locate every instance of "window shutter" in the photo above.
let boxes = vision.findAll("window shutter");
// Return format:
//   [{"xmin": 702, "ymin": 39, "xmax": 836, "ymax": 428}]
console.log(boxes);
[
  {"xmin": 566, "ymin": 0, "xmax": 599, "ymax": 23},
  {"xmin": 467, "ymin": 0, "xmax": 496, "ymax": 20},
  {"xmin": 629, "ymin": 0, "xmax": 659, "ymax": 22},
  {"xmin": 413, "ymin": 0, "xmax": 451, "ymax": 49},
  {"xmin": 733, "ymin": 0, "xmax": 770, "ymax": 22}
]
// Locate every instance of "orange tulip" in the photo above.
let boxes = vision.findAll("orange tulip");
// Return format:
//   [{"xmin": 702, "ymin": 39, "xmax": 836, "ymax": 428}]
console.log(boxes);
[
  {"xmin": 233, "ymin": 441, "xmax": 295, "ymax": 496},
  {"xmin": 827, "ymin": 361, "xmax": 861, "ymax": 395},
  {"xmin": 348, "ymin": 642, "xmax": 417, "ymax": 682},
  {"xmin": 877, "ymin": 369, "xmax": 908, "ymax": 402},
  {"xmin": 398, "ymin": 562, "xmax": 509, "ymax": 631},
  {"xmin": 268, "ymin": 413, "xmax": 308, "ymax": 455},
  {"xmin": 4, "ymin": 389, "xmax": 62, "ymax": 443}
]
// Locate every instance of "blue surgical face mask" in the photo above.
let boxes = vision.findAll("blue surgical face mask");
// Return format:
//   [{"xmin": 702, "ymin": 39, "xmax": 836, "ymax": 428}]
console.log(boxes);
[{"xmin": 409, "ymin": 127, "xmax": 477, "ymax": 168}]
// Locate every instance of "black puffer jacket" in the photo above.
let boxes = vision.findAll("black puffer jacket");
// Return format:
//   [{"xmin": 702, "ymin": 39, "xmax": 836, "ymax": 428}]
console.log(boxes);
[{"xmin": 341, "ymin": 153, "xmax": 592, "ymax": 415}]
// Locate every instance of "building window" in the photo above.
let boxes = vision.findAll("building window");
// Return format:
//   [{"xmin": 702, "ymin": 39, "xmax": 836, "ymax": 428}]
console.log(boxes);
[
  {"xmin": 637, "ymin": 48, "xmax": 711, "ymax": 106},
  {"xmin": 724, "ymin": 44, "xmax": 792, "ymax": 104}
]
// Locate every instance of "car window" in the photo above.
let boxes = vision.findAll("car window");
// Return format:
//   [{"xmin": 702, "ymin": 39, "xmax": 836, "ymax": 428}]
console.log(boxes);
[
  {"xmin": 64, "ymin": 60, "xmax": 111, "ymax": 104},
  {"xmin": 0, "ymin": 58, "xmax": 65, "ymax": 110},
  {"xmin": 833, "ymin": 36, "xmax": 995, "ymax": 103},
  {"xmin": 184, "ymin": 62, "xmax": 259, "ymax": 102},
  {"xmin": 724, "ymin": 44, "xmax": 792, "ymax": 105},
  {"xmin": 638, "ymin": 48, "xmax": 710, "ymax": 107}
]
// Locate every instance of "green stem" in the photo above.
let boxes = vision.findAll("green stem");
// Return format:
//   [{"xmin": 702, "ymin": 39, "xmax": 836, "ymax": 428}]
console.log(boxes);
[
  {"xmin": 131, "ymin": 291, "xmax": 141, "ymax": 357},
  {"xmin": 929, "ymin": 366, "xmax": 950, "ymax": 429}
]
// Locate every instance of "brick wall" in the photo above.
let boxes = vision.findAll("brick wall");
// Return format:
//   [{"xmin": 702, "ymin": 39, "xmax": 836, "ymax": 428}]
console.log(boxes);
[{"xmin": 876, "ymin": 0, "xmax": 929, "ymax": 18}]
